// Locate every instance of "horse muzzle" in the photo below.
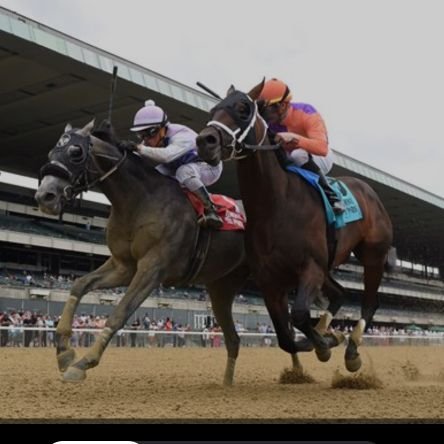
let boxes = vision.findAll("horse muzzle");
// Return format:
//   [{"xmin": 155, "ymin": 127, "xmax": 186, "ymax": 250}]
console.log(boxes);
[
  {"xmin": 35, "ymin": 190, "xmax": 63, "ymax": 215},
  {"xmin": 196, "ymin": 132, "xmax": 222, "ymax": 166},
  {"xmin": 35, "ymin": 176, "xmax": 67, "ymax": 215}
]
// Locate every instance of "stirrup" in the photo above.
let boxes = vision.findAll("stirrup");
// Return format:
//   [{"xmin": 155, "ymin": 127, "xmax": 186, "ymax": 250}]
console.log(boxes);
[{"xmin": 198, "ymin": 213, "xmax": 223, "ymax": 229}]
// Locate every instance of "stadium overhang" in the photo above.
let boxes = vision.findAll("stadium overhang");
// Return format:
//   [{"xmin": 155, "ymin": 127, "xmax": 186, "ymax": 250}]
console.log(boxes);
[{"xmin": 1, "ymin": 6, "xmax": 444, "ymax": 267}]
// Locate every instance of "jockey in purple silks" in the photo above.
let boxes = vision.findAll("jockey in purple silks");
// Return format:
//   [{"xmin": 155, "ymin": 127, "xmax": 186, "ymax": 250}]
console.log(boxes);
[{"xmin": 130, "ymin": 100, "xmax": 223, "ymax": 229}]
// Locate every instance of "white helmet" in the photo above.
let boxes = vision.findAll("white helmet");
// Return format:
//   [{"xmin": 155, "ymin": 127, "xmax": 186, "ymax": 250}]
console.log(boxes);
[{"xmin": 130, "ymin": 100, "xmax": 168, "ymax": 132}]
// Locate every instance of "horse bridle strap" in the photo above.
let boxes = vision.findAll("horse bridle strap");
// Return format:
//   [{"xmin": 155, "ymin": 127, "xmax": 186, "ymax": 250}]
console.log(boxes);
[
  {"xmin": 63, "ymin": 147, "xmax": 128, "ymax": 198},
  {"xmin": 40, "ymin": 139, "xmax": 128, "ymax": 200},
  {"xmin": 243, "ymin": 141, "xmax": 282, "ymax": 151},
  {"xmin": 85, "ymin": 148, "xmax": 128, "ymax": 190},
  {"xmin": 205, "ymin": 120, "xmax": 246, "ymax": 161},
  {"xmin": 206, "ymin": 95, "xmax": 278, "ymax": 160},
  {"xmin": 207, "ymin": 97, "xmax": 258, "ymax": 143}
]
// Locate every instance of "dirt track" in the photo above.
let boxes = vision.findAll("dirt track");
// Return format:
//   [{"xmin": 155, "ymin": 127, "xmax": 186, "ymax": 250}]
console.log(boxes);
[{"xmin": 1, "ymin": 346, "xmax": 444, "ymax": 420}]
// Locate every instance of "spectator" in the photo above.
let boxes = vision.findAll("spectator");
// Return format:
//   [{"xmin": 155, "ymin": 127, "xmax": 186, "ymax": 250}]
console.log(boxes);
[
  {"xmin": 0, "ymin": 311, "xmax": 12, "ymax": 346},
  {"xmin": 201, "ymin": 326, "xmax": 210, "ymax": 348},
  {"xmin": 130, "ymin": 318, "xmax": 140, "ymax": 347}
]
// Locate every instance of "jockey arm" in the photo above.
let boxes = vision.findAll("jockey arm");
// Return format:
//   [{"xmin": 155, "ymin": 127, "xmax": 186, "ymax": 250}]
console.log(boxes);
[
  {"xmin": 276, "ymin": 113, "xmax": 329, "ymax": 156},
  {"xmin": 137, "ymin": 133, "xmax": 194, "ymax": 164}
]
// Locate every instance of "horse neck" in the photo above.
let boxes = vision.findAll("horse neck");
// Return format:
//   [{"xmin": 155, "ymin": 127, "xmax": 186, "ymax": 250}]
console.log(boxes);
[
  {"xmin": 95, "ymin": 154, "xmax": 172, "ymax": 220},
  {"xmin": 237, "ymin": 146, "xmax": 289, "ymax": 218}
]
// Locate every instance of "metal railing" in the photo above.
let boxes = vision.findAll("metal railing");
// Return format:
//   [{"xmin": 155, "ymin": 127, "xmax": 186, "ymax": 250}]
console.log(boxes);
[{"xmin": 1, "ymin": 327, "xmax": 443, "ymax": 348}]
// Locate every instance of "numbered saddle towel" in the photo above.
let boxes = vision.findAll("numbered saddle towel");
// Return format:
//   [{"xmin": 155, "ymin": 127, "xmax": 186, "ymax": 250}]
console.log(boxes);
[
  {"xmin": 185, "ymin": 191, "xmax": 246, "ymax": 231},
  {"xmin": 286, "ymin": 165, "xmax": 363, "ymax": 229}
]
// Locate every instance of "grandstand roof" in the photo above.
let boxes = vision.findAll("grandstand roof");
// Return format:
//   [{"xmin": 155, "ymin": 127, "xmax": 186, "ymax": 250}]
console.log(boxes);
[{"xmin": 1, "ymin": 6, "xmax": 444, "ymax": 267}]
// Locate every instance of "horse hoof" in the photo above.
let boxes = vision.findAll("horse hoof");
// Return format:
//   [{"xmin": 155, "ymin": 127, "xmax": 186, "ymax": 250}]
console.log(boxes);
[
  {"xmin": 63, "ymin": 366, "xmax": 87, "ymax": 383},
  {"xmin": 315, "ymin": 347, "xmax": 331, "ymax": 362},
  {"xmin": 223, "ymin": 377, "xmax": 234, "ymax": 387},
  {"xmin": 345, "ymin": 355, "xmax": 362, "ymax": 372},
  {"xmin": 223, "ymin": 358, "xmax": 235, "ymax": 386},
  {"xmin": 57, "ymin": 349, "xmax": 76, "ymax": 372}
]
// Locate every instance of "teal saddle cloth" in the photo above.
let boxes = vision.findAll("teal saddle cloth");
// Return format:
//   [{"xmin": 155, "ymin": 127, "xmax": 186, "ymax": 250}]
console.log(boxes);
[{"xmin": 286, "ymin": 165, "xmax": 363, "ymax": 229}]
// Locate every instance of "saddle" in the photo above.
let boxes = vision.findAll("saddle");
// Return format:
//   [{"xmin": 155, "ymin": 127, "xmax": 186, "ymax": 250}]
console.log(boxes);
[{"xmin": 184, "ymin": 191, "xmax": 246, "ymax": 231}]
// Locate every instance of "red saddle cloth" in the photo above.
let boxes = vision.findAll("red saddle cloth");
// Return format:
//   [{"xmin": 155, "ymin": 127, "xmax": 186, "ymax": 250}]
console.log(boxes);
[{"xmin": 185, "ymin": 191, "xmax": 246, "ymax": 231}]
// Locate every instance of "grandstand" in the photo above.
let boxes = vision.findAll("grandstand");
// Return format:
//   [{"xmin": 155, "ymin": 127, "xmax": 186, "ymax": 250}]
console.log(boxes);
[{"xmin": 1, "ymin": 5, "xmax": 443, "ymax": 336}]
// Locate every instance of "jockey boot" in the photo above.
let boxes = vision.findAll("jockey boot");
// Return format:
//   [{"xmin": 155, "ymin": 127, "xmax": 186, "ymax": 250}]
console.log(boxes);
[
  {"xmin": 193, "ymin": 186, "xmax": 224, "ymax": 229},
  {"xmin": 302, "ymin": 157, "xmax": 345, "ymax": 215}
]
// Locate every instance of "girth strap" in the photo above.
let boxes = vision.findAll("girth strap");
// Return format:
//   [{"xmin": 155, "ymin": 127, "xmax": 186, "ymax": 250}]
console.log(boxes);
[{"xmin": 177, "ymin": 225, "xmax": 212, "ymax": 286}]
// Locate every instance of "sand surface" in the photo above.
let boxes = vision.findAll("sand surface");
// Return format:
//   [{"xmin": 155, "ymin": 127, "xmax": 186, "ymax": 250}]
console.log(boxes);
[{"xmin": 1, "ymin": 346, "xmax": 444, "ymax": 420}]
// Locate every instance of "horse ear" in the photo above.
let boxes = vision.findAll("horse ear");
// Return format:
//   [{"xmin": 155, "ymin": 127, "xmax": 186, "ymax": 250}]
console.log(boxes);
[
  {"xmin": 80, "ymin": 118, "xmax": 96, "ymax": 136},
  {"xmin": 247, "ymin": 78, "xmax": 266, "ymax": 101},
  {"xmin": 64, "ymin": 123, "xmax": 72, "ymax": 133},
  {"xmin": 226, "ymin": 84, "xmax": 236, "ymax": 97}
]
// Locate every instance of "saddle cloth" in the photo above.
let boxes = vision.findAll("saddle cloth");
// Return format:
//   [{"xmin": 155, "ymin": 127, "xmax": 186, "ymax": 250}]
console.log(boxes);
[
  {"xmin": 185, "ymin": 191, "xmax": 246, "ymax": 231},
  {"xmin": 286, "ymin": 165, "xmax": 363, "ymax": 229}
]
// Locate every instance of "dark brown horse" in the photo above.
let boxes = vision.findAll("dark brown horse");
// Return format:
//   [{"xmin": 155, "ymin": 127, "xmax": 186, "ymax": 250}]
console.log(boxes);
[
  {"xmin": 35, "ymin": 120, "xmax": 249, "ymax": 384},
  {"xmin": 196, "ymin": 80, "xmax": 393, "ymax": 372}
]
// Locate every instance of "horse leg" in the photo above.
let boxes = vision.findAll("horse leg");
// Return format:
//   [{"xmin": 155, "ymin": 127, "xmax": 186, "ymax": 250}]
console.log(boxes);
[
  {"xmin": 56, "ymin": 257, "xmax": 134, "ymax": 372},
  {"xmin": 315, "ymin": 276, "xmax": 346, "ymax": 345},
  {"xmin": 291, "ymin": 260, "xmax": 343, "ymax": 363},
  {"xmin": 345, "ymin": 261, "xmax": 384, "ymax": 372},
  {"xmin": 263, "ymin": 290, "xmax": 304, "ymax": 370},
  {"xmin": 206, "ymin": 263, "xmax": 249, "ymax": 386},
  {"xmin": 62, "ymin": 255, "xmax": 161, "ymax": 382},
  {"xmin": 293, "ymin": 275, "xmax": 346, "ymax": 351}
]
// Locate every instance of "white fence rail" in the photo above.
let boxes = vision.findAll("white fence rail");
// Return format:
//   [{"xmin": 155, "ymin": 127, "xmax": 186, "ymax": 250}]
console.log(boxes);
[{"xmin": 1, "ymin": 326, "xmax": 444, "ymax": 348}]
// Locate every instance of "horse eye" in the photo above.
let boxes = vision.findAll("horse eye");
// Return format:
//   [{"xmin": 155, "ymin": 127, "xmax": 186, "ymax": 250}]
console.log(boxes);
[
  {"xmin": 237, "ymin": 104, "xmax": 250, "ymax": 120},
  {"xmin": 68, "ymin": 145, "xmax": 84, "ymax": 161}
]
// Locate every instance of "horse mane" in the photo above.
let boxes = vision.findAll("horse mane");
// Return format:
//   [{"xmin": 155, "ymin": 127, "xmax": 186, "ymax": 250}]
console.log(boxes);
[
  {"xmin": 91, "ymin": 119, "xmax": 179, "ymax": 189},
  {"xmin": 263, "ymin": 127, "xmax": 293, "ymax": 171},
  {"xmin": 92, "ymin": 119, "xmax": 120, "ymax": 146}
]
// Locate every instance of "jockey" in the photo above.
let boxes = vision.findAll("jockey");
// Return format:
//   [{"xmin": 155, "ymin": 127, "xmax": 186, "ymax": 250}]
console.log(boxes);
[
  {"xmin": 259, "ymin": 79, "xmax": 345, "ymax": 214},
  {"xmin": 130, "ymin": 100, "xmax": 223, "ymax": 228}
]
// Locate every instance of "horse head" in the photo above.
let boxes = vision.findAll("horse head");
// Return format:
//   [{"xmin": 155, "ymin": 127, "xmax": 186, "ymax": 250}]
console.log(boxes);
[
  {"xmin": 196, "ymin": 80, "xmax": 267, "ymax": 165},
  {"xmin": 35, "ymin": 119, "xmax": 126, "ymax": 215}
]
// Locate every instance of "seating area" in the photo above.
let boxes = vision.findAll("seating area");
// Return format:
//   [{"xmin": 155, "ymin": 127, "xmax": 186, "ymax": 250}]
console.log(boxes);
[
  {"xmin": 333, "ymin": 267, "xmax": 444, "ymax": 297},
  {"xmin": 0, "ymin": 212, "xmax": 105, "ymax": 244}
]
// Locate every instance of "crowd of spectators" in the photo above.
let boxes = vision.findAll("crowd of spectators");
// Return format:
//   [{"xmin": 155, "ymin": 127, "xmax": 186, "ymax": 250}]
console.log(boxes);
[
  {"xmin": 1, "ymin": 307, "xmax": 443, "ymax": 349},
  {"xmin": 0, "ymin": 270, "xmax": 76, "ymax": 290},
  {"xmin": 0, "ymin": 271, "xmax": 260, "ymax": 306},
  {"xmin": 0, "ymin": 310, "xmax": 248, "ymax": 348}
]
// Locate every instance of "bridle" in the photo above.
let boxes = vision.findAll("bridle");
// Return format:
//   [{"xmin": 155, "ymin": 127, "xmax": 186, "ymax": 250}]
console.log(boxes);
[
  {"xmin": 39, "ymin": 130, "xmax": 127, "ymax": 201},
  {"xmin": 206, "ymin": 90, "xmax": 280, "ymax": 161}
]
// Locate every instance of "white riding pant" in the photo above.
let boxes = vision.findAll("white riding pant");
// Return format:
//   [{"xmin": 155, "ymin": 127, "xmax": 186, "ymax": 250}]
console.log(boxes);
[
  {"xmin": 175, "ymin": 161, "xmax": 223, "ymax": 191},
  {"xmin": 289, "ymin": 148, "xmax": 334, "ymax": 175}
]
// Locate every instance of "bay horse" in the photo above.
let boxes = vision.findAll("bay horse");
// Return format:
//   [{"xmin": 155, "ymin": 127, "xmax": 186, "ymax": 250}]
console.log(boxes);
[
  {"xmin": 35, "ymin": 120, "xmax": 249, "ymax": 384},
  {"xmin": 196, "ymin": 80, "xmax": 393, "ymax": 372}
]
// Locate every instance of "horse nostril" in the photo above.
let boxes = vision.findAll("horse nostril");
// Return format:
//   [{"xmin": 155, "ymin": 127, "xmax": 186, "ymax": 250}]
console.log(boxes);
[
  {"xmin": 205, "ymin": 134, "xmax": 217, "ymax": 146},
  {"xmin": 196, "ymin": 133, "xmax": 218, "ymax": 150}
]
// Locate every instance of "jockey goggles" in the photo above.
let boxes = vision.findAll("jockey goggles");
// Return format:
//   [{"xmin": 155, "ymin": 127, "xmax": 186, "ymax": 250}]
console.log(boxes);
[{"xmin": 136, "ymin": 126, "xmax": 161, "ymax": 140}]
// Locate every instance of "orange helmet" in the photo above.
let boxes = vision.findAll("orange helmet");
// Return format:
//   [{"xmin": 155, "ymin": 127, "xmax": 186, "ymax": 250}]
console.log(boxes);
[{"xmin": 259, "ymin": 78, "xmax": 292, "ymax": 105}]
